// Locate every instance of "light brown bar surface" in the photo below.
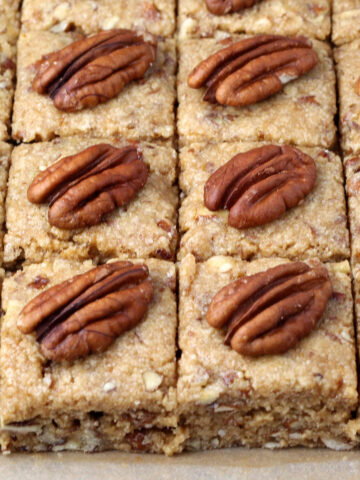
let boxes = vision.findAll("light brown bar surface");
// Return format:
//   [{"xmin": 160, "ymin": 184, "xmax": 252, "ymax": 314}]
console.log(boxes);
[
  {"xmin": 335, "ymin": 39, "xmax": 360, "ymax": 155},
  {"xmin": 0, "ymin": 0, "xmax": 20, "ymax": 45},
  {"xmin": 178, "ymin": 0, "xmax": 330, "ymax": 40},
  {"xmin": 0, "ymin": 142, "xmax": 10, "ymax": 264},
  {"xmin": 0, "ymin": 36, "xmax": 16, "ymax": 140},
  {"xmin": 21, "ymin": 0, "xmax": 175, "ymax": 37},
  {"xmin": 332, "ymin": 0, "xmax": 360, "ymax": 46},
  {"xmin": 345, "ymin": 154, "xmax": 360, "ymax": 266}
]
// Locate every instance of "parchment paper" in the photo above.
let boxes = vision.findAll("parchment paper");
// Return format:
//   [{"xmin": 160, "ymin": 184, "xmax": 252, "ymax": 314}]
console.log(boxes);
[{"xmin": 0, "ymin": 448, "xmax": 359, "ymax": 480}]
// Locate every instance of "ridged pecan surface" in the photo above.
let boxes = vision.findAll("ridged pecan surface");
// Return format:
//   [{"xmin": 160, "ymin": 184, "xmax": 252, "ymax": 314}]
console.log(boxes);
[
  {"xmin": 205, "ymin": 0, "xmax": 261, "ymax": 15},
  {"xmin": 18, "ymin": 262, "xmax": 153, "ymax": 362},
  {"xmin": 207, "ymin": 262, "xmax": 332, "ymax": 357},
  {"xmin": 188, "ymin": 35, "xmax": 318, "ymax": 107},
  {"xmin": 27, "ymin": 144, "xmax": 148, "ymax": 230},
  {"xmin": 33, "ymin": 29, "xmax": 157, "ymax": 112},
  {"xmin": 204, "ymin": 145, "xmax": 317, "ymax": 228}
]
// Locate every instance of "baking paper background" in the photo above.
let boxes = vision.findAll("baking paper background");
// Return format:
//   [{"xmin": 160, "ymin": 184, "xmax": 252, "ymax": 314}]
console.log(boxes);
[{"xmin": 0, "ymin": 449, "xmax": 359, "ymax": 480}]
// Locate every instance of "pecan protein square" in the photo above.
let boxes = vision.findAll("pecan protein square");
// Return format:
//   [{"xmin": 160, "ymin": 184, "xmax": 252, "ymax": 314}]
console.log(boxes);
[
  {"xmin": 12, "ymin": 30, "xmax": 176, "ymax": 142},
  {"xmin": 177, "ymin": 36, "xmax": 336, "ymax": 148},
  {"xmin": 0, "ymin": 36, "xmax": 16, "ymax": 141},
  {"xmin": 0, "ymin": 142, "xmax": 10, "ymax": 264},
  {"xmin": 332, "ymin": 0, "xmax": 360, "ymax": 46},
  {"xmin": 178, "ymin": 142, "xmax": 349, "ymax": 262},
  {"xmin": 0, "ymin": 0, "xmax": 19, "ymax": 45},
  {"xmin": 0, "ymin": 257, "xmax": 183, "ymax": 454},
  {"xmin": 178, "ymin": 254, "xmax": 358, "ymax": 451},
  {"xmin": 178, "ymin": 0, "xmax": 330, "ymax": 41},
  {"xmin": 4, "ymin": 136, "xmax": 178, "ymax": 265},
  {"xmin": 334, "ymin": 39, "xmax": 360, "ymax": 155},
  {"xmin": 21, "ymin": 0, "xmax": 175, "ymax": 37},
  {"xmin": 345, "ymin": 154, "xmax": 360, "ymax": 266},
  {"xmin": 350, "ymin": 264, "xmax": 360, "ymax": 436}
]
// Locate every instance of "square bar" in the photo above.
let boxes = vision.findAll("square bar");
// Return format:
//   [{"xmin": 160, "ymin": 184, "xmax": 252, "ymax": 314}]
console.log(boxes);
[
  {"xmin": 177, "ymin": 37, "xmax": 336, "ymax": 148},
  {"xmin": 179, "ymin": 142, "xmax": 349, "ymax": 262},
  {"xmin": 0, "ymin": 258, "xmax": 181, "ymax": 454},
  {"xmin": 178, "ymin": 254, "xmax": 358, "ymax": 451},
  {"xmin": 4, "ymin": 137, "xmax": 178, "ymax": 265},
  {"xmin": 12, "ymin": 30, "xmax": 176, "ymax": 143}
]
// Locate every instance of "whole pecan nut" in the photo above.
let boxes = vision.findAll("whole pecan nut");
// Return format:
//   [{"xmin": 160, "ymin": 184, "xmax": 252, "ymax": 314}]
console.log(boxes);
[
  {"xmin": 27, "ymin": 143, "xmax": 148, "ymax": 230},
  {"xmin": 18, "ymin": 262, "xmax": 154, "ymax": 362},
  {"xmin": 204, "ymin": 145, "xmax": 317, "ymax": 229},
  {"xmin": 33, "ymin": 29, "xmax": 157, "ymax": 112},
  {"xmin": 188, "ymin": 34, "xmax": 318, "ymax": 107},
  {"xmin": 205, "ymin": 0, "xmax": 261, "ymax": 15},
  {"xmin": 207, "ymin": 262, "xmax": 332, "ymax": 357}
]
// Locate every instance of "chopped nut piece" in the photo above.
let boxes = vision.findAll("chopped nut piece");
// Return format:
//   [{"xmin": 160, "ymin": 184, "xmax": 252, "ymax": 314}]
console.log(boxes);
[
  {"xmin": 198, "ymin": 386, "xmax": 222, "ymax": 405},
  {"xmin": 2, "ymin": 424, "xmax": 43, "ymax": 434},
  {"xmin": 332, "ymin": 261, "xmax": 351, "ymax": 275},
  {"xmin": 213, "ymin": 405, "xmax": 236, "ymax": 412},
  {"xmin": 321, "ymin": 437, "xmax": 353, "ymax": 451},
  {"xmin": 205, "ymin": 0, "xmax": 261, "ymax": 15},
  {"xmin": 28, "ymin": 276, "xmax": 50, "ymax": 290},
  {"xmin": 18, "ymin": 262, "xmax": 153, "ymax": 362},
  {"xmin": 204, "ymin": 145, "xmax": 316, "ymax": 229},
  {"xmin": 103, "ymin": 381, "xmax": 116, "ymax": 392},
  {"xmin": 27, "ymin": 144, "xmax": 148, "ymax": 230},
  {"xmin": 143, "ymin": 371, "xmax": 163, "ymax": 392},
  {"xmin": 33, "ymin": 29, "xmax": 157, "ymax": 112},
  {"xmin": 207, "ymin": 256, "xmax": 234, "ymax": 273},
  {"xmin": 188, "ymin": 35, "xmax": 318, "ymax": 107},
  {"xmin": 207, "ymin": 262, "xmax": 332, "ymax": 356}
]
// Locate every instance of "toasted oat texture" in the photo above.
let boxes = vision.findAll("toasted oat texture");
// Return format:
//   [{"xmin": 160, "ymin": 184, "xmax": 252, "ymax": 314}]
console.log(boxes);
[
  {"xmin": 344, "ymin": 154, "xmax": 360, "ymax": 266},
  {"xmin": 0, "ymin": 36, "xmax": 16, "ymax": 141},
  {"xmin": 179, "ymin": 142, "xmax": 349, "ymax": 262},
  {"xmin": 178, "ymin": 255, "xmax": 358, "ymax": 451},
  {"xmin": 178, "ymin": 0, "xmax": 330, "ymax": 40},
  {"xmin": 0, "ymin": 258, "xmax": 184, "ymax": 454},
  {"xmin": 21, "ymin": 0, "xmax": 175, "ymax": 37},
  {"xmin": 4, "ymin": 137, "xmax": 178, "ymax": 266},
  {"xmin": 334, "ymin": 40, "xmax": 360, "ymax": 155},
  {"xmin": 177, "ymin": 37, "xmax": 336, "ymax": 148},
  {"xmin": 0, "ymin": 0, "xmax": 20, "ymax": 45},
  {"xmin": 0, "ymin": 142, "xmax": 11, "ymax": 264},
  {"xmin": 332, "ymin": 0, "xmax": 360, "ymax": 46},
  {"xmin": 12, "ymin": 30, "xmax": 176, "ymax": 142}
]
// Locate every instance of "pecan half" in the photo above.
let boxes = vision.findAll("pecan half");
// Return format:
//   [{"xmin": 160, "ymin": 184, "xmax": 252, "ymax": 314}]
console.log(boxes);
[
  {"xmin": 204, "ymin": 145, "xmax": 317, "ymax": 229},
  {"xmin": 33, "ymin": 29, "xmax": 157, "ymax": 112},
  {"xmin": 188, "ymin": 35, "xmax": 318, "ymax": 107},
  {"xmin": 205, "ymin": 0, "xmax": 261, "ymax": 15},
  {"xmin": 27, "ymin": 144, "xmax": 148, "ymax": 230},
  {"xmin": 355, "ymin": 77, "xmax": 360, "ymax": 97},
  {"xmin": 207, "ymin": 262, "xmax": 332, "ymax": 357},
  {"xmin": 18, "ymin": 262, "xmax": 153, "ymax": 362}
]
